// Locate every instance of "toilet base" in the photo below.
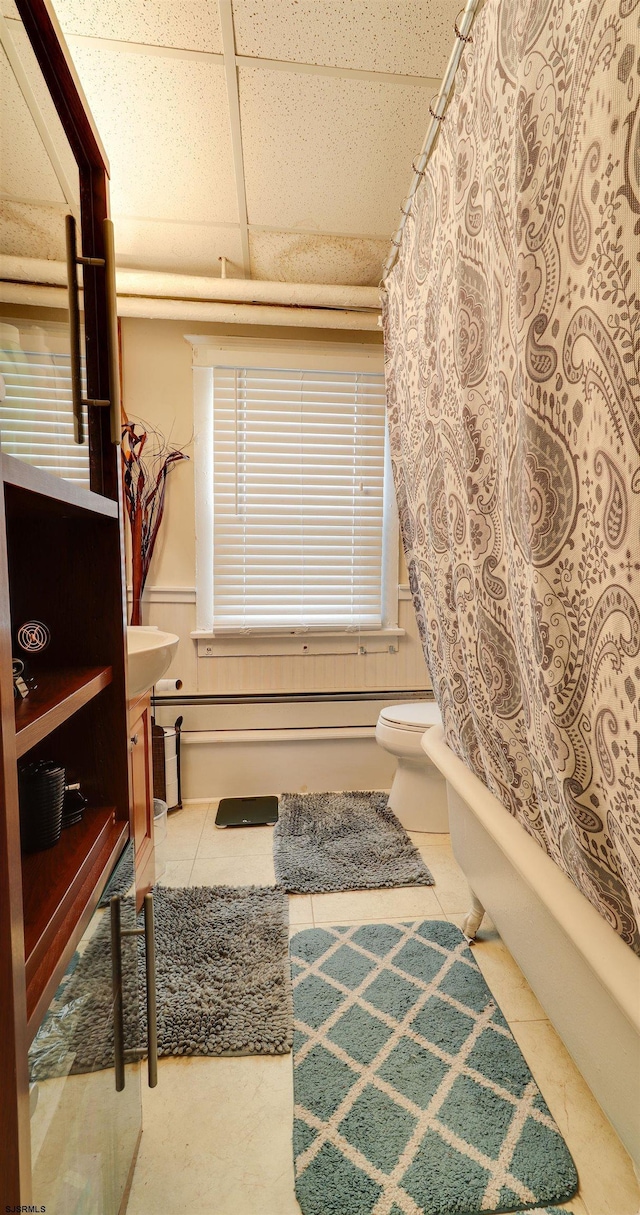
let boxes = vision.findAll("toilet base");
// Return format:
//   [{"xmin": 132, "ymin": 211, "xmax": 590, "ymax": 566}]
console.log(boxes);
[{"xmin": 388, "ymin": 759, "xmax": 449, "ymax": 833}]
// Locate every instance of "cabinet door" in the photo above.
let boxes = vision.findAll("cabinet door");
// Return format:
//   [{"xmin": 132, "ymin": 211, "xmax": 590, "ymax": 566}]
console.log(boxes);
[
  {"xmin": 0, "ymin": 9, "xmax": 91, "ymax": 487},
  {"xmin": 129, "ymin": 700, "xmax": 154, "ymax": 897},
  {"xmin": 27, "ymin": 849, "xmax": 142, "ymax": 1215}
]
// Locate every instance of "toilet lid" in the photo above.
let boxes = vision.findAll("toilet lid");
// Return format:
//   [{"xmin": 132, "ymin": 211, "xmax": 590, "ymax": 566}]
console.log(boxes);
[{"xmin": 379, "ymin": 701, "xmax": 442, "ymax": 731}]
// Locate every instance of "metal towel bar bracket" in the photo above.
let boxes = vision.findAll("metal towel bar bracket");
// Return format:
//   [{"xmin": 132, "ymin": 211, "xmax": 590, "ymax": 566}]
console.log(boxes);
[
  {"xmin": 111, "ymin": 892, "xmax": 158, "ymax": 1091},
  {"xmin": 65, "ymin": 213, "xmax": 121, "ymax": 446}
]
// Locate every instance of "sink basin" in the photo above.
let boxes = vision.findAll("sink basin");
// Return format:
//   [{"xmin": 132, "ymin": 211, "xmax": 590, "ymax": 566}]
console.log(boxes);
[{"xmin": 126, "ymin": 626, "xmax": 179, "ymax": 698}]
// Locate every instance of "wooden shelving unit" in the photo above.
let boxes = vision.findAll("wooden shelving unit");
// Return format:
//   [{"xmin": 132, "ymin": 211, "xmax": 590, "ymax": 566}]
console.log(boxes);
[
  {"xmin": 0, "ymin": 1, "xmax": 138, "ymax": 1204},
  {"xmin": 0, "ymin": 461, "xmax": 133, "ymax": 1199},
  {"xmin": 24, "ymin": 806, "xmax": 116, "ymax": 975},
  {"xmin": 24, "ymin": 813, "xmax": 128, "ymax": 1038},
  {"xmin": 4, "ymin": 472, "xmax": 131, "ymax": 1000},
  {"xmin": 1, "ymin": 454, "xmax": 119, "ymax": 519},
  {"xmin": 15, "ymin": 666, "xmax": 113, "ymax": 757}
]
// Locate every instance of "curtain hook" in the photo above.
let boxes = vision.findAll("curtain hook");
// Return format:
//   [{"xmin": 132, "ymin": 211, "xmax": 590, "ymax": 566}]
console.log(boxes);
[
  {"xmin": 399, "ymin": 199, "xmax": 413, "ymax": 217},
  {"xmin": 454, "ymin": 11, "xmax": 473, "ymax": 42},
  {"xmin": 428, "ymin": 96, "xmax": 446, "ymax": 121},
  {"xmin": 412, "ymin": 158, "xmax": 427, "ymax": 178}
]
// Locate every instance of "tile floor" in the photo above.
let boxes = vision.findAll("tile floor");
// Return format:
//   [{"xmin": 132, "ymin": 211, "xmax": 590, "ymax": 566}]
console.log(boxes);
[{"xmin": 127, "ymin": 802, "xmax": 640, "ymax": 1215}]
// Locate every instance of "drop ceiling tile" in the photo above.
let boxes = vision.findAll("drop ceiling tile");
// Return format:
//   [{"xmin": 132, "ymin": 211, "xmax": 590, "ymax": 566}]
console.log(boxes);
[
  {"xmin": 0, "ymin": 46, "xmax": 66, "ymax": 204},
  {"xmin": 69, "ymin": 45, "xmax": 237, "ymax": 224},
  {"xmin": 52, "ymin": 0, "xmax": 222, "ymax": 53},
  {"xmin": 232, "ymin": 0, "xmax": 458, "ymax": 77},
  {"xmin": 113, "ymin": 218, "xmax": 244, "ymax": 276},
  {"xmin": 240, "ymin": 68, "xmax": 430, "ymax": 235},
  {"xmin": 9, "ymin": 21, "xmax": 79, "ymax": 201},
  {"xmin": 249, "ymin": 230, "xmax": 388, "ymax": 286},
  {"xmin": 0, "ymin": 200, "xmax": 67, "ymax": 260}
]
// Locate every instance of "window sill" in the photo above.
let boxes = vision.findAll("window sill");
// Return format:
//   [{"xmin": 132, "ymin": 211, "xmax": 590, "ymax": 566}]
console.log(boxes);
[{"xmin": 193, "ymin": 627, "xmax": 405, "ymax": 658}]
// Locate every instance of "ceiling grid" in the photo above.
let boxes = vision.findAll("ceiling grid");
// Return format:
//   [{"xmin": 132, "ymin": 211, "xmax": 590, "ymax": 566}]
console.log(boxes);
[
  {"xmin": 31, "ymin": 0, "xmax": 462, "ymax": 284},
  {"xmin": 218, "ymin": 0, "xmax": 251, "ymax": 277}
]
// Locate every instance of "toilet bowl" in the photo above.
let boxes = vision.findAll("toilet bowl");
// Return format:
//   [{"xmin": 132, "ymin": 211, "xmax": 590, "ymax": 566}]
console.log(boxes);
[{"xmin": 376, "ymin": 701, "xmax": 448, "ymax": 832}]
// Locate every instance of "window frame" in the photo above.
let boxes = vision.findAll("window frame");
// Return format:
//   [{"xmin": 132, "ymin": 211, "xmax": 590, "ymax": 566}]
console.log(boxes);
[{"xmin": 189, "ymin": 337, "xmax": 400, "ymax": 643}]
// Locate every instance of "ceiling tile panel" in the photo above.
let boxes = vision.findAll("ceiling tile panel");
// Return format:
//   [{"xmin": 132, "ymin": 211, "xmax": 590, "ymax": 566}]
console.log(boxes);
[
  {"xmin": 0, "ymin": 200, "xmax": 67, "ymax": 260},
  {"xmin": 9, "ymin": 21, "xmax": 80, "ymax": 199},
  {"xmin": 232, "ymin": 0, "xmax": 459, "ymax": 77},
  {"xmin": 240, "ymin": 68, "xmax": 430, "ymax": 235},
  {"xmin": 52, "ymin": 0, "xmax": 222, "ymax": 53},
  {"xmin": 249, "ymin": 230, "xmax": 388, "ymax": 285},
  {"xmin": 0, "ymin": 46, "xmax": 66, "ymax": 203},
  {"xmin": 114, "ymin": 219, "xmax": 244, "ymax": 276},
  {"xmin": 68, "ymin": 45, "xmax": 237, "ymax": 224}
]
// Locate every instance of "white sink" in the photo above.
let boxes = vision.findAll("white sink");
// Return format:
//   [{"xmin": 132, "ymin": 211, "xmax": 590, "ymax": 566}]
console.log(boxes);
[{"xmin": 126, "ymin": 626, "xmax": 179, "ymax": 698}]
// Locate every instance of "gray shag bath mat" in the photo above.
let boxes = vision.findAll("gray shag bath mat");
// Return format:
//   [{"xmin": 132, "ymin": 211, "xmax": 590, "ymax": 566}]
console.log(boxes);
[
  {"xmin": 290, "ymin": 919, "xmax": 578, "ymax": 1215},
  {"xmin": 97, "ymin": 839, "xmax": 134, "ymax": 907},
  {"xmin": 150, "ymin": 884, "xmax": 292, "ymax": 1057},
  {"xmin": 273, "ymin": 791, "xmax": 434, "ymax": 893},
  {"xmin": 29, "ymin": 884, "xmax": 292, "ymax": 1079}
]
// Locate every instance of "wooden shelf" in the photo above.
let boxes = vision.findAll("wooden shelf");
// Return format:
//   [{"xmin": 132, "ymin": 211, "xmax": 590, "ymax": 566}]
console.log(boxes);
[
  {"xmin": 2, "ymin": 454, "xmax": 118, "ymax": 518},
  {"xmin": 15, "ymin": 666, "xmax": 112, "ymax": 757},
  {"xmin": 23, "ymin": 807, "xmax": 127, "ymax": 1029}
]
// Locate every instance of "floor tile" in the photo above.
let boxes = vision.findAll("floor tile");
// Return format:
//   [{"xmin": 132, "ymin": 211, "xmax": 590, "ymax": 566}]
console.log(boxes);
[
  {"xmin": 447, "ymin": 912, "xmax": 546, "ymax": 1022},
  {"xmin": 294, "ymin": 913, "xmax": 448, "ymax": 930},
  {"xmin": 408, "ymin": 831, "xmax": 451, "ymax": 847},
  {"xmin": 568, "ymin": 1200, "xmax": 591, "ymax": 1215},
  {"xmin": 511, "ymin": 1020, "xmax": 640, "ymax": 1215},
  {"xmin": 136, "ymin": 795, "xmax": 638, "ymax": 1215},
  {"xmin": 154, "ymin": 860, "xmax": 193, "ymax": 889},
  {"xmin": 190, "ymin": 855, "xmax": 276, "ymax": 888},
  {"xmin": 196, "ymin": 815, "xmax": 275, "ymax": 860},
  {"xmin": 163, "ymin": 808, "xmax": 208, "ymax": 861},
  {"xmin": 127, "ymin": 1054, "xmax": 300, "ymax": 1215},
  {"xmin": 311, "ymin": 883, "xmax": 441, "ymax": 923},
  {"xmin": 289, "ymin": 923, "xmax": 313, "ymax": 939},
  {"xmin": 419, "ymin": 843, "xmax": 473, "ymax": 913},
  {"xmin": 288, "ymin": 894, "xmax": 313, "ymax": 925}
]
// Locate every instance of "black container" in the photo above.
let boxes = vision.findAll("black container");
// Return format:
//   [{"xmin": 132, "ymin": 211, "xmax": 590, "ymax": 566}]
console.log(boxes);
[
  {"xmin": 19, "ymin": 761, "xmax": 66, "ymax": 853},
  {"xmin": 61, "ymin": 783, "xmax": 87, "ymax": 829}
]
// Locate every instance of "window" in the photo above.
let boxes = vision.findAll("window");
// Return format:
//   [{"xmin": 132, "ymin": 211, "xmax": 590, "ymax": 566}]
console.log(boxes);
[
  {"xmin": 192, "ymin": 341, "xmax": 398, "ymax": 635},
  {"xmin": 0, "ymin": 318, "xmax": 90, "ymax": 487}
]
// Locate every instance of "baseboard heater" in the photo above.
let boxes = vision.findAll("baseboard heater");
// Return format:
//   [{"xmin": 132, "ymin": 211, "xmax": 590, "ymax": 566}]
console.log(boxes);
[
  {"xmin": 181, "ymin": 726, "xmax": 377, "ymax": 745},
  {"xmin": 152, "ymin": 688, "xmax": 433, "ymax": 708}
]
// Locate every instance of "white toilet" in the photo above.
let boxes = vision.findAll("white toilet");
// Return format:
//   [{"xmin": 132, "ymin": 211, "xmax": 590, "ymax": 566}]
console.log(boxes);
[{"xmin": 376, "ymin": 701, "xmax": 448, "ymax": 832}]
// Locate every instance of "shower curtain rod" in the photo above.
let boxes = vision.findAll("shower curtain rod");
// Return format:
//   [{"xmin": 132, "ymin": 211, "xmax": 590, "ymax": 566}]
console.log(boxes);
[{"xmin": 381, "ymin": 0, "xmax": 483, "ymax": 285}]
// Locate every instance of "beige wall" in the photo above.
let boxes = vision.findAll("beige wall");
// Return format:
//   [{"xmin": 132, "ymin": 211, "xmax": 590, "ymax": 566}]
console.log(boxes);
[{"xmin": 120, "ymin": 316, "xmax": 430, "ymax": 698}]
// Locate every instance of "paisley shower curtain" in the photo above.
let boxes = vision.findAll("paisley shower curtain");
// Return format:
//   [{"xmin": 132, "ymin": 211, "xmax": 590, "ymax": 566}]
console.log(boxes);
[{"xmin": 383, "ymin": 0, "xmax": 640, "ymax": 952}]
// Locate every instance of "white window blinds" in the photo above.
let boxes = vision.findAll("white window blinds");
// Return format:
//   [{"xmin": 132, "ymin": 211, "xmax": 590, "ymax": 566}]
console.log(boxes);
[
  {"xmin": 208, "ymin": 361, "xmax": 389, "ymax": 631},
  {"xmin": 0, "ymin": 319, "xmax": 90, "ymax": 487}
]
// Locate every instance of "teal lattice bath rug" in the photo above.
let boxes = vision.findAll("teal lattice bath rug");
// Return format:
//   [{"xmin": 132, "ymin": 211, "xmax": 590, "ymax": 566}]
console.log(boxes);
[{"xmin": 290, "ymin": 920, "xmax": 578, "ymax": 1215}]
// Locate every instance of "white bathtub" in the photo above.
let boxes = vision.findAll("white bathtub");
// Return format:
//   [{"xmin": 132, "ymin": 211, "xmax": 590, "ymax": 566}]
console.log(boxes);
[{"xmin": 422, "ymin": 725, "xmax": 640, "ymax": 1170}]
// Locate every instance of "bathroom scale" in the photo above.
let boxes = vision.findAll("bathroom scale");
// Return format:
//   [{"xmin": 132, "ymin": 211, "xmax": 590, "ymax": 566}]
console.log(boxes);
[{"xmin": 215, "ymin": 795, "xmax": 279, "ymax": 827}]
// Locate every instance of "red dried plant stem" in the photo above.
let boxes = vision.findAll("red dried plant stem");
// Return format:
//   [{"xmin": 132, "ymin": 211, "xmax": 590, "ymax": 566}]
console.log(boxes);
[{"xmin": 121, "ymin": 422, "xmax": 188, "ymax": 626}]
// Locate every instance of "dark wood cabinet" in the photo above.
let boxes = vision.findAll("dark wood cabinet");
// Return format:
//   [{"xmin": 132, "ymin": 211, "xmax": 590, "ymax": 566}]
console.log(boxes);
[
  {"xmin": 128, "ymin": 694, "xmax": 155, "ymax": 902},
  {"xmin": 0, "ymin": 1, "xmax": 144, "ymax": 1207},
  {"xmin": 0, "ymin": 460, "xmax": 137, "ymax": 1207}
]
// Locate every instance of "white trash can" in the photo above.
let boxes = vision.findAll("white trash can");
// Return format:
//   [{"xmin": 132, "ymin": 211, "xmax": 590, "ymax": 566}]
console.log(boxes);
[{"xmin": 153, "ymin": 797, "xmax": 168, "ymax": 879}]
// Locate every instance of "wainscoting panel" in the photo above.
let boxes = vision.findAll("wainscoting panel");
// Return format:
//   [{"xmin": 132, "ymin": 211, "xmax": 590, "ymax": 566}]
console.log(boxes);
[
  {"xmin": 180, "ymin": 730, "xmax": 396, "ymax": 800},
  {"xmin": 134, "ymin": 589, "xmax": 429, "ymax": 697}
]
